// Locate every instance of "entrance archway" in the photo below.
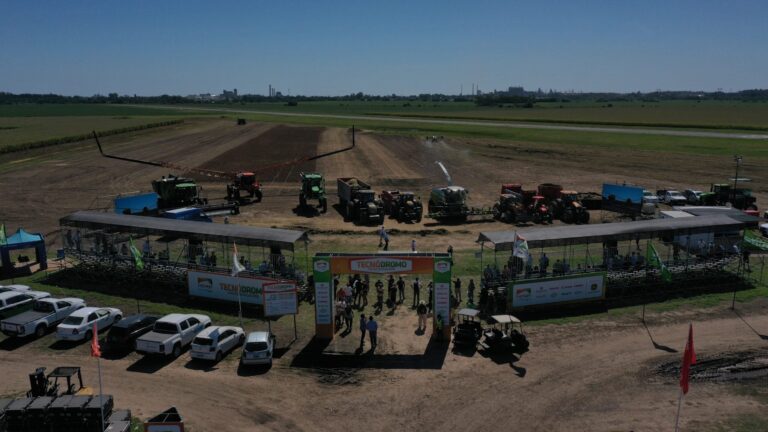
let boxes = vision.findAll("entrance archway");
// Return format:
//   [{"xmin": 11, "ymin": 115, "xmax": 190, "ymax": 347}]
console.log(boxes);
[{"xmin": 312, "ymin": 253, "xmax": 452, "ymax": 340}]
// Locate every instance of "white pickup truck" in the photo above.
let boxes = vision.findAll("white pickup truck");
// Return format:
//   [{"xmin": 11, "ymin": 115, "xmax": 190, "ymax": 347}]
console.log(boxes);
[
  {"xmin": 135, "ymin": 313, "xmax": 211, "ymax": 358},
  {"xmin": 1, "ymin": 297, "xmax": 86, "ymax": 338}
]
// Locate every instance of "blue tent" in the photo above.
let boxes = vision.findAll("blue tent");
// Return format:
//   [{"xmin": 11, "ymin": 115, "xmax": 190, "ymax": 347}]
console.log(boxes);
[{"xmin": 1, "ymin": 228, "xmax": 47, "ymax": 277}]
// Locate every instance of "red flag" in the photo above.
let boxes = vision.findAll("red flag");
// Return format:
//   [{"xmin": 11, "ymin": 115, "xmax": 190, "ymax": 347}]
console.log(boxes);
[
  {"xmin": 90, "ymin": 322, "xmax": 101, "ymax": 358},
  {"xmin": 679, "ymin": 324, "xmax": 696, "ymax": 394}
]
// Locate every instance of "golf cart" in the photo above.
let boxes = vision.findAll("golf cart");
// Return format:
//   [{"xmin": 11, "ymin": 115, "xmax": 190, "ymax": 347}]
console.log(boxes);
[
  {"xmin": 480, "ymin": 315, "xmax": 529, "ymax": 353},
  {"xmin": 27, "ymin": 366, "xmax": 91, "ymax": 397},
  {"xmin": 452, "ymin": 308, "xmax": 482, "ymax": 347}
]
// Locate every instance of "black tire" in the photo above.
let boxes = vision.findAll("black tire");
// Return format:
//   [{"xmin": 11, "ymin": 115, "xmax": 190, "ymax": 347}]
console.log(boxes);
[
  {"xmin": 299, "ymin": 194, "xmax": 307, "ymax": 208},
  {"xmin": 114, "ymin": 315, "xmax": 122, "ymax": 323},
  {"xmin": 215, "ymin": 351, "xmax": 222, "ymax": 362},
  {"xmin": 85, "ymin": 330, "xmax": 93, "ymax": 341},
  {"xmin": 35, "ymin": 324, "xmax": 47, "ymax": 338},
  {"xmin": 255, "ymin": 189, "xmax": 263, "ymax": 202},
  {"xmin": 321, "ymin": 198, "xmax": 328, "ymax": 213},
  {"xmin": 533, "ymin": 212, "xmax": 542, "ymax": 224},
  {"xmin": 239, "ymin": 334, "xmax": 245, "ymax": 346},
  {"xmin": 172, "ymin": 344, "xmax": 181, "ymax": 358}
]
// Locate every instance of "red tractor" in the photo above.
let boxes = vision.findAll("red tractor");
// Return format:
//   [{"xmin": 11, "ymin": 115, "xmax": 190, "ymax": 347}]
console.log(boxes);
[
  {"xmin": 495, "ymin": 184, "xmax": 552, "ymax": 224},
  {"xmin": 537, "ymin": 183, "xmax": 590, "ymax": 224},
  {"xmin": 227, "ymin": 172, "xmax": 263, "ymax": 202}
]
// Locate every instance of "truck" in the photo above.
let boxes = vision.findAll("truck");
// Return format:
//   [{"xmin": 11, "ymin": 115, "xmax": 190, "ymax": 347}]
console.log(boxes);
[
  {"xmin": 381, "ymin": 190, "xmax": 423, "ymax": 223},
  {"xmin": 337, "ymin": 177, "xmax": 384, "ymax": 224},
  {"xmin": 0, "ymin": 291, "xmax": 50, "ymax": 320},
  {"xmin": 1, "ymin": 297, "xmax": 85, "ymax": 338},
  {"xmin": 537, "ymin": 183, "xmax": 590, "ymax": 224},
  {"xmin": 299, "ymin": 172, "xmax": 328, "ymax": 213},
  {"xmin": 135, "ymin": 313, "xmax": 211, "ymax": 358}
]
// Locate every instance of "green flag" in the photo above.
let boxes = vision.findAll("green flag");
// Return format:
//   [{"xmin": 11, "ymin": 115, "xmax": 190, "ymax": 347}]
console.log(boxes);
[
  {"xmin": 129, "ymin": 237, "xmax": 144, "ymax": 271},
  {"xmin": 0, "ymin": 224, "xmax": 6, "ymax": 246},
  {"xmin": 743, "ymin": 230, "xmax": 768, "ymax": 251},
  {"xmin": 646, "ymin": 242, "xmax": 672, "ymax": 282}
]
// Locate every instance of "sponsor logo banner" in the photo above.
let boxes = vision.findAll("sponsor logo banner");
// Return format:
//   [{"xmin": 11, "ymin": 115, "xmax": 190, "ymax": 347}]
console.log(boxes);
[
  {"xmin": 350, "ymin": 258, "xmax": 413, "ymax": 273},
  {"xmin": 314, "ymin": 260, "xmax": 330, "ymax": 273},
  {"xmin": 188, "ymin": 271, "xmax": 295, "ymax": 305},
  {"xmin": 510, "ymin": 273, "xmax": 605, "ymax": 308}
]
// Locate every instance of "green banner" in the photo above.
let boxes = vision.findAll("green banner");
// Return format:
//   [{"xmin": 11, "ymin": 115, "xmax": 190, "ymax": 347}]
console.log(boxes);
[
  {"xmin": 744, "ymin": 230, "xmax": 768, "ymax": 251},
  {"xmin": 313, "ymin": 257, "xmax": 333, "ymax": 326},
  {"xmin": 646, "ymin": 242, "xmax": 672, "ymax": 282},
  {"xmin": 432, "ymin": 257, "xmax": 452, "ymax": 333},
  {"xmin": 129, "ymin": 237, "xmax": 144, "ymax": 271}
]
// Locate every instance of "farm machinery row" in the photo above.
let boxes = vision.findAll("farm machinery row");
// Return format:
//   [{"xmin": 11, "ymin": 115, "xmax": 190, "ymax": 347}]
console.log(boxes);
[{"xmin": 493, "ymin": 183, "xmax": 590, "ymax": 225}]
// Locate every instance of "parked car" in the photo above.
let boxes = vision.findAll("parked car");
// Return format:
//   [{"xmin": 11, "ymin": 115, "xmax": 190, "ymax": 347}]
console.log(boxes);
[
  {"xmin": 240, "ymin": 331, "xmax": 276, "ymax": 366},
  {"xmin": 683, "ymin": 189, "xmax": 704, "ymax": 205},
  {"xmin": 760, "ymin": 222, "xmax": 768, "ymax": 237},
  {"xmin": 642, "ymin": 190, "xmax": 659, "ymax": 205},
  {"xmin": 661, "ymin": 190, "xmax": 687, "ymax": 206},
  {"xmin": 0, "ymin": 290, "xmax": 50, "ymax": 320},
  {"xmin": 0, "ymin": 284, "xmax": 30, "ymax": 294},
  {"xmin": 190, "ymin": 326, "xmax": 245, "ymax": 362},
  {"xmin": 104, "ymin": 314, "xmax": 159, "ymax": 352},
  {"xmin": 1, "ymin": 297, "xmax": 85, "ymax": 338},
  {"xmin": 56, "ymin": 307, "xmax": 123, "ymax": 342},
  {"xmin": 135, "ymin": 313, "xmax": 211, "ymax": 358}
]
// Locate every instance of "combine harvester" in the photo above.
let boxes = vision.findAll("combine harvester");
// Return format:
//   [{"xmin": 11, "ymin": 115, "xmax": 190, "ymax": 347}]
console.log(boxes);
[
  {"xmin": 94, "ymin": 126, "xmax": 358, "ymax": 217},
  {"xmin": 427, "ymin": 162, "xmax": 493, "ymax": 222}
]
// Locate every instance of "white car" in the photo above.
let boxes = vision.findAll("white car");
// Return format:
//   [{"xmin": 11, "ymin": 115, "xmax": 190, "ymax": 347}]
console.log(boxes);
[
  {"xmin": 664, "ymin": 190, "xmax": 687, "ymax": 206},
  {"xmin": 0, "ymin": 284, "xmax": 30, "ymax": 294},
  {"xmin": 760, "ymin": 222, "xmax": 768, "ymax": 237},
  {"xmin": 190, "ymin": 326, "xmax": 245, "ymax": 362},
  {"xmin": 56, "ymin": 307, "xmax": 123, "ymax": 341},
  {"xmin": 240, "ymin": 331, "xmax": 276, "ymax": 366},
  {"xmin": 642, "ymin": 190, "xmax": 659, "ymax": 205}
]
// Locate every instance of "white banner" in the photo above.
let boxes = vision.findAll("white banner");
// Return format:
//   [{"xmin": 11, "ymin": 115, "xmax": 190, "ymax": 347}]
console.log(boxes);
[
  {"xmin": 314, "ymin": 282, "xmax": 332, "ymax": 324},
  {"xmin": 510, "ymin": 273, "xmax": 605, "ymax": 308},
  {"xmin": 433, "ymin": 282, "xmax": 451, "ymax": 324},
  {"xmin": 187, "ymin": 271, "xmax": 295, "ymax": 306},
  {"xmin": 263, "ymin": 283, "xmax": 298, "ymax": 316}
]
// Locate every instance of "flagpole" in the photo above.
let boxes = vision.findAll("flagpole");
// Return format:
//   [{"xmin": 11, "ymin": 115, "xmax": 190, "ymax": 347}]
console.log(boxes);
[
  {"xmin": 674, "ymin": 387, "xmax": 683, "ymax": 432},
  {"xmin": 97, "ymin": 354, "xmax": 105, "ymax": 432}
]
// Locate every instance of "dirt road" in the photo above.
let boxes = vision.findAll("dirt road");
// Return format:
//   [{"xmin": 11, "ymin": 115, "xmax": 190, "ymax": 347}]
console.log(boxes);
[{"xmin": 1, "ymin": 303, "xmax": 766, "ymax": 431}]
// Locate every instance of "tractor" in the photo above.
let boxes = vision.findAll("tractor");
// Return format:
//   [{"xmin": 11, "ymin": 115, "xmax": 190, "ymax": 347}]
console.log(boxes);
[
  {"xmin": 226, "ymin": 171, "xmax": 263, "ymax": 202},
  {"xmin": 538, "ymin": 183, "xmax": 590, "ymax": 224},
  {"xmin": 493, "ymin": 193, "xmax": 527, "ymax": 223},
  {"xmin": 151, "ymin": 175, "xmax": 205, "ymax": 210},
  {"xmin": 709, "ymin": 184, "xmax": 758, "ymax": 211},
  {"xmin": 382, "ymin": 190, "xmax": 423, "ymax": 223},
  {"xmin": 498, "ymin": 184, "xmax": 552, "ymax": 224},
  {"xmin": 299, "ymin": 172, "xmax": 328, "ymax": 213},
  {"xmin": 428, "ymin": 186, "xmax": 470, "ymax": 221}
]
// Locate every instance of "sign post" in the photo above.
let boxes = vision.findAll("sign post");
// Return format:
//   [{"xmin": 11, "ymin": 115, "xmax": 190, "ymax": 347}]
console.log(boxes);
[
  {"xmin": 432, "ymin": 256, "xmax": 452, "ymax": 340},
  {"xmin": 312, "ymin": 257, "xmax": 333, "ymax": 338}
]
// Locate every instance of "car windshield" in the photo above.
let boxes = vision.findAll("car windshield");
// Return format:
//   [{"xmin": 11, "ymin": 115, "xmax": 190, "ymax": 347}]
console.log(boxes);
[
  {"xmin": 153, "ymin": 322, "xmax": 179, "ymax": 334},
  {"xmin": 193, "ymin": 337, "xmax": 213, "ymax": 346},
  {"xmin": 33, "ymin": 301, "xmax": 54, "ymax": 313},
  {"xmin": 62, "ymin": 316, "xmax": 83, "ymax": 326},
  {"xmin": 245, "ymin": 342, "xmax": 268, "ymax": 351}
]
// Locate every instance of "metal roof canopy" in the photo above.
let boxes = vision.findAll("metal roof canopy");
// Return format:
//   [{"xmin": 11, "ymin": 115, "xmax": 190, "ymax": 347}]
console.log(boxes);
[
  {"xmin": 477, "ymin": 214, "xmax": 749, "ymax": 251},
  {"xmin": 60, "ymin": 211, "xmax": 308, "ymax": 251}
]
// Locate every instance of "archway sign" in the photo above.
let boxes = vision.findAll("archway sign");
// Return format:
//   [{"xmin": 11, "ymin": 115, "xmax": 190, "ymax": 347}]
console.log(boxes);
[{"xmin": 313, "ymin": 253, "xmax": 452, "ymax": 340}]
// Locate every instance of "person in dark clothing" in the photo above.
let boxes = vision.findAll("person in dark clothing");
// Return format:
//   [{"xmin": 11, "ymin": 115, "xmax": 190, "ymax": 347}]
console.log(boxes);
[
  {"xmin": 344, "ymin": 303, "xmax": 353, "ymax": 332},
  {"xmin": 367, "ymin": 316, "xmax": 378, "ymax": 347},
  {"xmin": 416, "ymin": 300, "xmax": 428, "ymax": 331},
  {"xmin": 412, "ymin": 277, "xmax": 420, "ymax": 307},
  {"xmin": 375, "ymin": 279, "xmax": 384, "ymax": 311},
  {"xmin": 361, "ymin": 279, "xmax": 369, "ymax": 306},
  {"xmin": 743, "ymin": 248, "xmax": 751, "ymax": 272},
  {"xmin": 359, "ymin": 314, "xmax": 367, "ymax": 348},
  {"xmin": 427, "ymin": 282, "xmax": 434, "ymax": 313},
  {"xmin": 397, "ymin": 276, "xmax": 406, "ymax": 303},
  {"xmin": 454, "ymin": 278, "xmax": 462, "ymax": 304},
  {"xmin": 467, "ymin": 279, "xmax": 476, "ymax": 305}
]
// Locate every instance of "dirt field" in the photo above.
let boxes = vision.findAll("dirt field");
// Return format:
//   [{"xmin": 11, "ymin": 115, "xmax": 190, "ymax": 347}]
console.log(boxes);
[{"xmin": 1, "ymin": 298, "xmax": 766, "ymax": 431}]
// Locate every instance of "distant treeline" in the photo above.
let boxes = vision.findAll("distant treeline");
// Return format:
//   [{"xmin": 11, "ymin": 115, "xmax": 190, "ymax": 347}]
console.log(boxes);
[{"xmin": 1, "ymin": 89, "xmax": 767, "ymax": 105}]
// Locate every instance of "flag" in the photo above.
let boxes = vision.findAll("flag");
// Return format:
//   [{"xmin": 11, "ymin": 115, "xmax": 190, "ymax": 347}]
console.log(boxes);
[
  {"xmin": 513, "ymin": 232, "xmax": 529, "ymax": 260},
  {"xmin": 680, "ymin": 324, "xmax": 696, "ymax": 394},
  {"xmin": 231, "ymin": 242, "xmax": 245, "ymax": 276},
  {"xmin": 743, "ymin": 229, "xmax": 768, "ymax": 251},
  {"xmin": 90, "ymin": 322, "xmax": 101, "ymax": 358},
  {"xmin": 128, "ymin": 237, "xmax": 144, "ymax": 271},
  {"xmin": 0, "ymin": 223, "xmax": 6, "ymax": 246},
  {"xmin": 646, "ymin": 242, "xmax": 672, "ymax": 282}
]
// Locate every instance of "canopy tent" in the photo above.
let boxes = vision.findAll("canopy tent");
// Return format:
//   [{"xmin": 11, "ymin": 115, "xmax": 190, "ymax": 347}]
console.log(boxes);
[
  {"xmin": 0, "ymin": 228, "xmax": 47, "ymax": 277},
  {"xmin": 59, "ymin": 211, "xmax": 308, "ymax": 251},
  {"xmin": 477, "ymin": 214, "xmax": 753, "ymax": 251}
]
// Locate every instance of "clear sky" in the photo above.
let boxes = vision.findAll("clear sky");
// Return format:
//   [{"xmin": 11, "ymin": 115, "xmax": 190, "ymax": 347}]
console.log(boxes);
[{"xmin": 1, "ymin": 0, "xmax": 766, "ymax": 96}]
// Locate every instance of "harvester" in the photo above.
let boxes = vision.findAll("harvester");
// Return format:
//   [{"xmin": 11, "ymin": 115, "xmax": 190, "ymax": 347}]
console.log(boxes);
[
  {"xmin": 381, "ymin": 190, "xmax": 423, "ymax": 223},
  {"xmin": 152, "ymin": 175, "xmax": 205, "ymax": 209},
  {"xmin": 300, "ymin": 173, "xmax": 328, "ymax": 213},
  {"xmin": 537, "ymin": 183, "xmax": 590, "ymax": 224},
  {"xmin": 427, "ymin": 162, "xmax": 493, "ymax": 222},
  {"xmin": 337, "ymin": 177, "xmax": 384, "ymax": 224}
]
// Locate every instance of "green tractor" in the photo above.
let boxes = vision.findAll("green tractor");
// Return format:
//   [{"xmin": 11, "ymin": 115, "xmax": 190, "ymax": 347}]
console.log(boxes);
[
  {"xmin": 152, "ymin": 175, "xmax": 206, "ymax": 209},
  {"xmin": 299, "ymin": 172, "xmax": 327, "ymax": 213}
]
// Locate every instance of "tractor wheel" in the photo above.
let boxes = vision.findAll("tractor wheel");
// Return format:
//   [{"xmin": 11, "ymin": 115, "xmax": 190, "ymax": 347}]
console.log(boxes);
[
  {"xmin": 580, "ymin": 211, "xmax": 590, "ymax": 224},
  {"xmin": 563, "ymin": 209, "xmax": 574, "ymax": 224},
  {"xmin": 320, "ymin": 198, "xmax": 328, "ymax": 213},
  {"xmin": 254, "ymin": 190, "xmax": 263, "ymax": 202},
  {"xmin": 226, "ymin": 186, "xmax": 233, "ymax": 200},
  {"xmin": 533, "ymin": 212, "xmax": 542, "ymax": 224},
  {"xmin": 492, "ymin": 204, "xmax": 501, "ymax": 220},
  {"xmin": 299, "ymin": 194, "xmax": 307, "ymax": 208}
]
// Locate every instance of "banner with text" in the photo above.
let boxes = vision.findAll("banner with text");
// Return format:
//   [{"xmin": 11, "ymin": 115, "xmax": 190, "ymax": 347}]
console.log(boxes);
[
  {"xmin": 509, "ymin": 272, "xmax": 606, "ymax": 308},
  {"xmin": 187, "ymin": 271, "xmax": 295, "ymax": 305},
  {"xmin": 313, "ymin": 257, "xmax": 333, "ymax": 328},
  {"xmin": 331, "ymin": 256, "xmax": 435, "ymax": 275},
  {"xmin": 263, "ymin": 283, "xmax": 298, "ymax": 317},
  {"xmin": 432, "ymin": 257, "xmax": 452, "ymax": 335}
]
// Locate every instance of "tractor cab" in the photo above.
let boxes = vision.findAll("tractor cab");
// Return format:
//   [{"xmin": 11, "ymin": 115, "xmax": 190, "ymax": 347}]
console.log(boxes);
[
  {"xmin": 561, "ymin": 190, "xmax": 579, "ymax": 205},
  {"xmin": 398, "ymin": 191, "xmax": 417, "ymax": 205},
  {"xmin": 236, "ymin": 172, "xmax": 257, "ymax": 188},
  {"xmin": 357, "ymin": 190, "xmax": 377, "ymax": 204}
]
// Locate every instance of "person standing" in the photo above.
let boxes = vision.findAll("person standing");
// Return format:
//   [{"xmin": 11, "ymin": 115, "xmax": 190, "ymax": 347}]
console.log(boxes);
[
  {"xmin": 359, "ymin": 314, "xmax": 367, "ymax": 348},
  {"xmin": 412, "ymin": 277, "xmax": 420, "ymax": 307},
  {"xmin": 397, "ymin": 276, "xmax": 406, "ymax": 303},
  {"xmin": 361, "ymin": 279, "xmax": 370, "ymax": 307},
  {"xmin": 344, "ymin": 303, "xmax": 353, "ymax": 332},
  {"xmin": 367, "ymin": 316, "xmax": 378, "ymax": 347},
  {"xmin": 416, "ymin": 300, "xmax": 428, "ymax": 331},
  {"xmin": 411, "ymin": 239, "xmax": 417, "ymax": 252},
  {"xmin": 454, "ymin": 277, "xmax": 462, "ymax": 304},
  {"xmin": 427, "ymin": 282, "xmax": 434, "ymax": 313},
  {"xmin": 467, "ymin": 279, "xmax": 476, "ymax": 305},
  {"xmin": 379, "ymin": 226, "xmax": 386, "ymax": 248},
  {"xmin": 375, "ymin": 279, "xmax": 384, "ymax": 312}
]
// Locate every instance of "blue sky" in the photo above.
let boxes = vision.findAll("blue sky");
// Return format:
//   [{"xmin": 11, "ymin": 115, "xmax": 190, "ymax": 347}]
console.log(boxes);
[{"xmin": 1, "ymin": 0, "xmax": 766, "ymax": 96}]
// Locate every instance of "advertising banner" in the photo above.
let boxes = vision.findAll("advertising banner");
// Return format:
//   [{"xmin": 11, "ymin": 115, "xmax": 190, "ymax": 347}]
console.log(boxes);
[
  {"xmin": 432, "ymin": 257, "xmax": 452, "ymax": 336},
  {"xmin": 187, "ymin": 271, "xmax": 295, "ymax": 305},
  {"xmin": 313, "ymin": 257, "xmax": 333, "ymax": 327},
  {"xmin": 331, "ymin": 256, "xmax": 434, "ymax": 274},
  {"xmin": 509, "ymin": 272, "xmax": 606, "ymax": 308},
  {"xmin": 263, "ymin": 283, "xmax": 298, "ymax": 317},
  {"xmin": 602, "ymin": 183, "xmax": 643, "ymax": 215}
]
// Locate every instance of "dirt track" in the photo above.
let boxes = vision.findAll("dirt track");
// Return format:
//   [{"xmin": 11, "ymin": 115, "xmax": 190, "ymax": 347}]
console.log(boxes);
[{"xmin": 1, "ymin": 302, "xmax": 766, "ymax": 431}]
